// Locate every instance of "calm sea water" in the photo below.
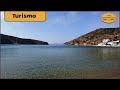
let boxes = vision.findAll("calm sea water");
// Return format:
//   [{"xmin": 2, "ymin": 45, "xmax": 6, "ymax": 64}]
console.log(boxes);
[{"xmin": 1, "ymin": 45, "xmax": 120, "ymax": 79}]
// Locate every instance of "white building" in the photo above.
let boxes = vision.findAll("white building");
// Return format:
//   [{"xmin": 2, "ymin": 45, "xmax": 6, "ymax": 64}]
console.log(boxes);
[
  {"xmin": 97, "ymin": 39, "xmax": 120, "ymax": 47},
  {"xmin": 102, "ymin": 39, "xmax": 110, "ymax": 44}
]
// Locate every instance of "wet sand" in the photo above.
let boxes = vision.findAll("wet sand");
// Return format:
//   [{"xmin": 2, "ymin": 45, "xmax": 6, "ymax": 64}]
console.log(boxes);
[{"xmin": 89, "ymin": 72, "xmax": 120, "ymax": 79}]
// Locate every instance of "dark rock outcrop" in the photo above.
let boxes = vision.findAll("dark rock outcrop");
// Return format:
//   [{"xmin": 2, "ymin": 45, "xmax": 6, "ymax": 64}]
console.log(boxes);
[
  {"xmin": 64, "ymin": 28, "xmax": 120, "ymax": 46},
  {"xmin": 0, "ymin": 34, "xmax": 49, "ymax": 45}
]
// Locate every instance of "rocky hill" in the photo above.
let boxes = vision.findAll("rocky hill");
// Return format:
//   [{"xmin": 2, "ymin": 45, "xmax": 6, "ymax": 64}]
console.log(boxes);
[
  {"xmin": 0, "ymin": 34, "xmax": 49, "ymax": 45},
  {"xmin": 64, "ymin": 28, "xmax": 120, "ymax": 46}
]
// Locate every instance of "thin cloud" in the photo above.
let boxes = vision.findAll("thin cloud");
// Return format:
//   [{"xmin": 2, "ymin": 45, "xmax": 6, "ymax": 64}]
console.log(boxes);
[{"xmin": 47, "ymin": 12, "xmax": 81, "ymax": 26}]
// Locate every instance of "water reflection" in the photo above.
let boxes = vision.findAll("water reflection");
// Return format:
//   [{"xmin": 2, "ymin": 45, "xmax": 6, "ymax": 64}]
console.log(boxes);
[{"xmin": 1, "ymin": 45, "xmax": 120, "ymax": 79}]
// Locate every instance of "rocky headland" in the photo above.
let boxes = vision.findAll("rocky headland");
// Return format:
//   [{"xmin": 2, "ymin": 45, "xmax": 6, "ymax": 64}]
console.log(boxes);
[
  {"xmin": 0, "ymin": 34, "xmax": 49, "ymax": 45},
  {"xmin": 64, "ymin": 28, "xmax": 120, "ymax": 46}
]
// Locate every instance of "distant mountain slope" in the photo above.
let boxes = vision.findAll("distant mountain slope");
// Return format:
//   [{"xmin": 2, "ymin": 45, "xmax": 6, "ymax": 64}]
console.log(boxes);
[
  {"xmin": 0, "ymin": 34, "xmax": 49, "ymax": 45},
  {"xmin": 64, "ymin": 28, "xmax": 120, "ymax": 46}
]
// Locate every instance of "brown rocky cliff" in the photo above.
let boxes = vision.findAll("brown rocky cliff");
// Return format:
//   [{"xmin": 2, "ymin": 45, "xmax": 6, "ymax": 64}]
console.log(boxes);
[{"xmin": 64, "ymin": 28, "xmax": 120, "ymax": 46}]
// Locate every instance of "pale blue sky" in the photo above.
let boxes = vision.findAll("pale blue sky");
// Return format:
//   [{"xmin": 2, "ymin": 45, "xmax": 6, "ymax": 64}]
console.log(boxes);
[{"xmin": 1, "ymin": 11, "xmax": 119, "ymax": 44}]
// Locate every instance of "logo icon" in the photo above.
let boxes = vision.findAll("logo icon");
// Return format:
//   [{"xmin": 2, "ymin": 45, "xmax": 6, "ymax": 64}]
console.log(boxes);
[{"xmin": 101, "ymin": 12, "xmax": 116, "ymax": 24}]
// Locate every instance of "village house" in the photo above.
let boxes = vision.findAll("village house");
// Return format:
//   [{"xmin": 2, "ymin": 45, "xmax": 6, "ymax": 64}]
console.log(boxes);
[{"xmin": 98, "ymin": 39, "xmax": 120, "ymax": 47}]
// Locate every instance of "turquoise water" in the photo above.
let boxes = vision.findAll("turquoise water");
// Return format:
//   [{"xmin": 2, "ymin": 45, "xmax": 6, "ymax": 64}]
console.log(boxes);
[{"xmin": 1, "ymin": 45, "xmax": 120, "ymax": 79}]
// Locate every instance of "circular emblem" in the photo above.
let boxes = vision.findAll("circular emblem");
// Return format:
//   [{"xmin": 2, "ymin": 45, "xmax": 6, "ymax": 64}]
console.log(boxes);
[{"xmin": 101, "ymin": 12, "xmax": 116, "ymax": 24}]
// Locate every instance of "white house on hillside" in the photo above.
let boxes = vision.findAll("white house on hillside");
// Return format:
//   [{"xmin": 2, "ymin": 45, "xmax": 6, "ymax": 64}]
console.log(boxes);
[{"xmin": 98, "ymin": 39, "xmax": 120, "ymax": 47}]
